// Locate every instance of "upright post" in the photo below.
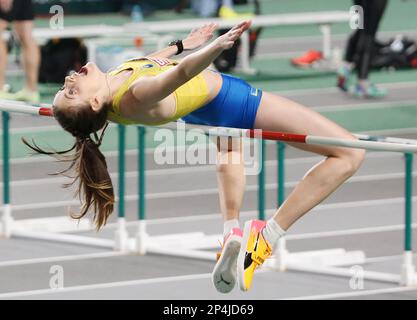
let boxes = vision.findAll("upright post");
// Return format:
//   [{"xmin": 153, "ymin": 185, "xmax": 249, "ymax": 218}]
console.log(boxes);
[
  {"xmin": 114, "ymin": 124, "xmax": 129, "ymax": 251},
  {"xmin": 1, "ymin": 112, "xmax": 12, "ymax": 238},
  {"xmin": 401, "ymin": 153, "xmax": 416, "ymax": 285},
  {"xmin": 258, "ymin": 139, "xmax": 265, "ymax": 220},
  {"xmin": 275, "ymin": 142, "xmax": 288, "ymax": 271},
  {"xmin": 277, "ymin": 142, "xmax": 286, "ymax": 207},
  {"xmin": 136, "ymin": 126, "xmax": 148, "ymax": 254}
]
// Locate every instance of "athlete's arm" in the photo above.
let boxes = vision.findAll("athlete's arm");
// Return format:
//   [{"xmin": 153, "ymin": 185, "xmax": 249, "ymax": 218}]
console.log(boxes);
[
  {"xmin": 130, "ymin": 20, "xmax": 252, "ymax": 108},
  {"xmin": 147, "ymin": 23, "xmax": 218, "ymax": 59}
]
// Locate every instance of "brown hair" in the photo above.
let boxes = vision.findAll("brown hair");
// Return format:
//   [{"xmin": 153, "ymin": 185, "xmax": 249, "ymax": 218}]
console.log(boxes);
[{"xmin": 22, "ymin": 103, "xmax": 114, "ymax": 230}]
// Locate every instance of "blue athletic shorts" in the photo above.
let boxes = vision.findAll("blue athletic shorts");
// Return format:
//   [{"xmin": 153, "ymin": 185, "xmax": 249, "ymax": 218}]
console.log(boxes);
[{"xmin": 181, "ymin": 73, "xmax": 262, "ymax": 129}]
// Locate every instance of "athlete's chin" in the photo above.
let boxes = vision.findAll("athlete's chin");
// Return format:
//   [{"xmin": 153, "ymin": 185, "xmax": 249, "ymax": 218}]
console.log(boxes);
[
  {"xmin": 85, "ymin": 63, "xmax": 106, "ymax": 86},
  {"xmin": 86, "ymin": 62, "xmax": 103, "ymax": 76}
]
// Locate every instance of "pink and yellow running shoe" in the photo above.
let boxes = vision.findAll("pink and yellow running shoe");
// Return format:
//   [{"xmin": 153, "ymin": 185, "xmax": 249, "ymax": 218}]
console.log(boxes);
[
  {"xmin": 212, "ymin": 227, "xmax": 243, "ymax": 294},
  {"xmin": 237, "ymin": 220, "xmax": 272, "ymax": 291}
]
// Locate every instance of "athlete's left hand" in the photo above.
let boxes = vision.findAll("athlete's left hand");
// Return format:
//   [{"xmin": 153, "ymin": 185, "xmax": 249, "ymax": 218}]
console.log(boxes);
[
  {"xmin": 183, "ymin": 23, "xmax": 218, "ymax": 51},
  {"xmin": 214, "ymin": 20, "xmax": 252, "ymax": 50}
]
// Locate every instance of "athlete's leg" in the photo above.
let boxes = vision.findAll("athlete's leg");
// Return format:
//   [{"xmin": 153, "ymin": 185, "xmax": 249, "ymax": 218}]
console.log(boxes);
[
  {"xmin": 0, "ymin": 19, "xmax": 9, "ymax": 90},
  {"xmin": 13, "ymin": 20, "xmax": 39, "ymax": 92},
  {"xmin": 254, "ymin": 92, "xmax": 365, "ymax": 231},
  {"xmin": 356, "ymin": 0, "xmax": 387, "ymax": 81},
  {"xmin": 344, "ymin": 0, "xmax": 363, "ymax": 64},
  {"xmin": 211, "ymin": 136, "xmax": 245, "ymax": 293},
  {"xmin": 237, "ymin": 92, "xmax": 365, "ymax": 291},
  {"xmin": 353, "ymin": 0, "xmax": 388, "ymax": 97},
  {"xmin": 344, "ymin": 29, "xmax": 361, "ymax": 64},
  {"xmin": 213, "ymin": 136, "xmax": 245, "ymax": 228},
  {"xmin": 337, "ymin": 0, "xmax": 363, "ymax": 91}
]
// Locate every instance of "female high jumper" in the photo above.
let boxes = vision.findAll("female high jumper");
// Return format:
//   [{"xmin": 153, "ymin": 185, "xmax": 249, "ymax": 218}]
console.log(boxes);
[{"xmin": 23, "ymin": 21, "xmax": 365, "ymax": 293}]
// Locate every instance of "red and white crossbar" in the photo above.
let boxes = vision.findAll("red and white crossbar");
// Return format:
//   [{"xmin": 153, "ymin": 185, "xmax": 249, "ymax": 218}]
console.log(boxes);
[
  {"xmin": 0, "ymin": 100, "xmax": 53, "ymax": 117},
  {"xmin": 161, "ymin": 121, "xmax": 417, "ymax": 154},
  {"xmin": 247, "ymin": 130, "xmax": 417, "ymax": 153},
  {"xmin": 2, "ymin": 102, "xmax": 417, "ymax": 154}
]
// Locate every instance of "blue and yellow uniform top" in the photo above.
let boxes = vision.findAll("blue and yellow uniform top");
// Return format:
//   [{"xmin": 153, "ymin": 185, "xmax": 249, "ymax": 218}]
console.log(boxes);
[{"xmin": 107, "ymin": 57, "xmax": 209, "ymax": 125}]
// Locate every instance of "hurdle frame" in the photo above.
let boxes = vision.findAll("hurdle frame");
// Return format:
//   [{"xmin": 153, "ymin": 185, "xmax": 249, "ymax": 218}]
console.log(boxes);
[
  {"xmin": 265, "ymin": 144, "xmax": 416, "ymax": 287},
  {"xmin": 1, "ymin": 111, "xmax": 12, "ymax": 238},
  {"xmin": 1, "ymin": 104, "xmax": 417, "ymax": 287}
]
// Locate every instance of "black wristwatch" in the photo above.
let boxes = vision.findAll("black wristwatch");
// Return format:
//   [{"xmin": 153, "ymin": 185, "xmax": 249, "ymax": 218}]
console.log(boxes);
[{"xmin": 168, "ymin": 39, "xmax": 184, "ymax": 55}]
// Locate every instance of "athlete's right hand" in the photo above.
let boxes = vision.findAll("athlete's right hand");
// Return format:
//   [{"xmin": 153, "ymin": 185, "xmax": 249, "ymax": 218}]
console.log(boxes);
[
  {"xmin": 183, "ymin": 23, "xmax": 218, "ymax": 51},
  {"xmin": 214, "ymin": 20, "xmax": 252, "ymax": 50}
]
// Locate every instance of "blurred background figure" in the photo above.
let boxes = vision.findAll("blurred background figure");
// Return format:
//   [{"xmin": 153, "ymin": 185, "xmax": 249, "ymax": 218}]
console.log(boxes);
[
  {"xmin": 0, "ymin": 0, "xmax": 40, "ymax": 104},
  {"xmin": 191, "ymin": 0, "xmax": 252, "ymax": 18},
  {"xmin": 121, "ymin": 0, "xmax": 188, "ymax": 18},
  {"xmin": 337, "ymin": 0, "xmax": 389, "ymax": 98}
]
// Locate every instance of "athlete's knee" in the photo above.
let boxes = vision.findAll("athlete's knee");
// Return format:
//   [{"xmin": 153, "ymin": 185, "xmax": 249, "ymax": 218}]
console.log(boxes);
[
  {"xmin": 19, "ymin": 36, "xmax": 37, "ymax": 49},
  {"xmin": 14, "ymin": 29, "xmax": 36, "ymax": 49},
  {"xmin": 215, "ymin": 137, "xmax": 242, "ymax": 152},
  {"xmin": 341, "ymin": 148, "xmax": 366, "ymax": 177},
  {"xmin": 216, "ymin": 154, "xmax": 244, "ymax": 172}
]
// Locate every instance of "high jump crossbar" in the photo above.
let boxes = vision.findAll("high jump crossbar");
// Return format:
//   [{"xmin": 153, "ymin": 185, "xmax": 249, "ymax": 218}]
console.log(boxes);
[{"xmin": 1, "ymin": 103, "xmax": 417, "ymax": 154}]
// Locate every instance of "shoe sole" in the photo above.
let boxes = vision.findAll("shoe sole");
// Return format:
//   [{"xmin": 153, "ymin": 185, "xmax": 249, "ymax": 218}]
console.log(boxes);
[
  {"xmin": 211, "ymin": 234, "xmax": 241, "ymax": 294},
  {"xmin": 236, "ymin": 221, "xmax": 253, "ymax": 292}
]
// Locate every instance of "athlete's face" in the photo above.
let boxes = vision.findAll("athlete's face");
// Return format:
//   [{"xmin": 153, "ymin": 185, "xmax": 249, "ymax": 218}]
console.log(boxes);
[{"xmin": 53, "ymin": 62, "xmax": 108, "ymax": 112}]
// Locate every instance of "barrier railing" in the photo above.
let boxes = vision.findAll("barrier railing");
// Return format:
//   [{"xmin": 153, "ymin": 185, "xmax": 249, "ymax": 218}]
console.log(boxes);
[{"xmin": 1, "ymin": 104, "xmax": 416, "ymax": 286}]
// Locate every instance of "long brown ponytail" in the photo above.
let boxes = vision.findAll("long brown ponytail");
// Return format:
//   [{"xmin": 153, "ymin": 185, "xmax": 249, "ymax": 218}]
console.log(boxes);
[{"xmin": 22, "ymin": 103, "xmax": 114, "ymax": 230}]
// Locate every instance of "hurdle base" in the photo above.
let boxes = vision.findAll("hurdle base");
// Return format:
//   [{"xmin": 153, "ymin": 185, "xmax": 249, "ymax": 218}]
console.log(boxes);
[
  {"xmin": 134, "ymin": 220, "xmax": 149, "ymax": 255},
  {"xmin": 0, "ymin": 204, "xmax": 13, "ymax": 239},
  {"xmin": 286, "ymin": 263, "xmax": 401, "ymax": 284},
  {"xmin": 146, "ymin": 245, "xmax": 216, "ymax": 261},
  {"xmin": 131, "ymin": 231, "xmax": 218, "ymax": 261},
  {"xmin": 114, "ymin": 218, "xmax": 130, "ymax": 252},
  {"xmin": 266, "ymin": 248, "xmax": 366, "ymax": 270},
  {"xmin": 400, "ymin": 251, "xmax": 417, "ymax": 286},
  {"xmin": 12, "ymin": 230, "xmax": 115, "ymax": 249},
  {"xmin": 265, "ymin": 247, "xmax": 407, "ymax": 285}
]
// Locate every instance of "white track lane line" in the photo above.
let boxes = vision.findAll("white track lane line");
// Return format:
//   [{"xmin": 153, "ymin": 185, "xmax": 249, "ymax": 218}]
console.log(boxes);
[
  {"xmin": 274, "ymin": 81, "xmax": 417, "ymax": 96},
  {"xmin": 0, "ymin": 151, "xmax": 399, "ymax": 188},
  {"xmin": 312, "ymin": 100, "xmax": 417, "ymax": 113},
  {"xmin": 121, "ymin": 170, "xmax": 417, "ymax": 201},
  {"xmin": 284, "ymin": 286, "xmax": 417, "ymax": 300},
  {"xmin": 0, "ymin": 269, "xmax": 412, "ymax": 300},
  {"xmin": 143, "ymin": 196, "xmax": 414, "ymax": 225},
  {"xmin": 0, "ymin": 252, "xmax": 124, "ymax": 267},
  {"xmin": 257, "ymin": 29, "xmax": 417, "ymax": 50},
  {"xmin": 359, "ymin": 127, "xmax": 417, "ymax": 136},
  {"xmin": 0, "ymin": 273, "xmax": 213, "ymax": 299},
  {"xmin": 285, "ymin": 223, "xmax": 417, "ymax": 241},
  {"xmin": 21, "ymin": 196, "xmax": 417, "ymax": 232},
  {"xmin": 1, "ymin": 170, "xmax": 415, "ymax": 212}
]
